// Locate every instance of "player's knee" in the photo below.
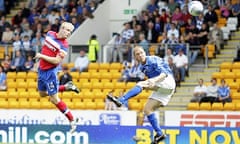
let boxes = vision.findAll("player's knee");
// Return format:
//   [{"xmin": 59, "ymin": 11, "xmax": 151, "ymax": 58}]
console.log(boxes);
[
  {"xmin": 143, "ymin": 106, "xmax": 153, "ymax": 115},
  {"xmin": 136, "ymin": 82, "xmax": 145, "ymax": 88},
  {"xmin": 39, "ymin": 92, "xmax": 48, "ymax": 97},
  {"xmin": 49, "ymin": 97, "xmax": 58, "ymax": 105}
]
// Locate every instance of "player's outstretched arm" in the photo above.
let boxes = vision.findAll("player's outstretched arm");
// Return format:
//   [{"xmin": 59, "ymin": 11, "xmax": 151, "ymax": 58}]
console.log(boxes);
[
  {"xmin": 147, "ymin": 73, "xmax": 167, "ymax": 84},
  {"xmin": 34, "ymin": 52, "xmax": 63, "ymax": 65}
]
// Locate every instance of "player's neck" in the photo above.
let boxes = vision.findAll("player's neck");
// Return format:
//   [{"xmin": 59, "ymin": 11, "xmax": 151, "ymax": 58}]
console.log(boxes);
[{"xmin": 56, "ymin": 33, "xmax": 64, "ymax": 39}]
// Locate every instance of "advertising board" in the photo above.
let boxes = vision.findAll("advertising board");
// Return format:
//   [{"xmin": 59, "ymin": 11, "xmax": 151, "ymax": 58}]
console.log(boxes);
[
  {"xmin": 165, "ymin": 111, "xmax": 240, "ymax": 127},
  {"xmin": 0, "ymin": 110, "xmax": 136, "ymax": 126}
]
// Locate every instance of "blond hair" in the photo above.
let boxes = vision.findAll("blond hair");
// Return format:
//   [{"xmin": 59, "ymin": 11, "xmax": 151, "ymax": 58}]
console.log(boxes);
[
  {"xmin": 60, "ymin": 22, "xmax": 74, "ymax": 32},
  {"xmin": 133, "ymin": 46, "xmax": 144, "ymax": 55}
]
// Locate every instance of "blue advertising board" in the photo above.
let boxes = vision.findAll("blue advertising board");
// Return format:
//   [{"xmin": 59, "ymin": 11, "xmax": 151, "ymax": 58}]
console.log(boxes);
[{"xmin": 0, "ymin": 125, "xmax": 239, "ymax": 144}]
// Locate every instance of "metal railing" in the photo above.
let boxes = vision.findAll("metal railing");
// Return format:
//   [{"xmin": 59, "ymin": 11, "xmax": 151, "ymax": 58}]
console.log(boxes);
[{"xmin": 70, "ymin": 43, "xmax": 210, "ymax": 68}]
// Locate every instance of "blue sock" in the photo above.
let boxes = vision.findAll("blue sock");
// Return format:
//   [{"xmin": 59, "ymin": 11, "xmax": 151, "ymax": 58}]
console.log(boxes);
[
  {"xmin": 118, "ymin": 85, "xmax": 142, "ymax": 103},
  {"xmin": 147, "ymin": 113, "xmax": 163, "ymax": 136}
]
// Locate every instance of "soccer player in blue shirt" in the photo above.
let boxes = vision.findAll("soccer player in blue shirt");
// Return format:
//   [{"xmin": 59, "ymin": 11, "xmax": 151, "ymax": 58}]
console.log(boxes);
[{"xmin": 107, "ymin": 46, "xmax": 176, "ymax": 143}]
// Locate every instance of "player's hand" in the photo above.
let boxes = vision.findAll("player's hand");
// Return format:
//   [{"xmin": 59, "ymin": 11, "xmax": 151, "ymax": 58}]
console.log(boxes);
[
  {"xmin": 33, "ymin": 53, "xmax": 42, "ymax": 59},
  {"xmin": 147, "ymin": 79, "xmax": 155, "ymax": 88}
]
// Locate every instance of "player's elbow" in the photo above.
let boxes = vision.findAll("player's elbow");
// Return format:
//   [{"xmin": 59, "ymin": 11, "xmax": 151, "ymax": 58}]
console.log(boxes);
[{"xmin": 52, "ymin": 57, "xmax": 62, "ymax": 65}]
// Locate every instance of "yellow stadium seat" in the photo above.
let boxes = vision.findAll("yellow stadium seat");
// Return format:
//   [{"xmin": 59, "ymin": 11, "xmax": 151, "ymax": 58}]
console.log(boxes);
[
  {"xmin": 72, "ymin": 92, "xmax": 84, "ymax": 100},
  {"xmin": 103, "ymin": 82, "xmax": 114, "ymax": 90},
  {"xmin": 234, "ymin": 103, "xmax": 240, "ymax": 111},
  {"xmin": 98, "ymin": 69, "xmax": 108, "ymax": 73},
  {"xmin": 232, "ymin": 62, "xmax": 240, "ymax": 70},
  {"xmin": 211, "ymin": 103, "xmax": 223, "ymax": 111},
  {"xmin": 88, "ymin": 69, "xmax": 97, "ymax": 74},
  {"xmin": 223, "ymin": 103, "xmax": 235, "ymax": 111},
  {"xmin": 232, "ymin": 68, "xmax": 240, "ymax": 74},
  {"xmin": 79, "ymin": 72, "xmax": 90, "ymax": 79},
  {"xmin": 82, "ymin": 91, "xmax": 94, "ymax": 99},
  {"xmin": 8, "ymin": 100, "xmax": 19, "ymax": 108},
  {"xmin": 211, "ymin": 72, "xmax": 223, "ymax": 80},
  {"xmin": 129, "ymin": 101, "xmax": 142, "ymax": 111},
  {"xmin": 7, "ymin": 72, "xmax": 16, "ymax": 80},
  {"xmin": 7, "ymin": 91, "xmax": 18, "ymax": 98},
  {"xmin": 0, "ymin": 91, "xmax": 7, "ymax": 98},
  {"xmin": 79, "ymin": 78, "xmax": 89, "ymax": 83},
  {"xmin": 96, "ymin": 101, "xmax": 105, "ymax": 109},
  {"xmin": 112, "ymin": 89, "xmax": 124, "ymax": 96},
  {"xmin": 114, "ymin": 82, "xmax": 126, "ymax": 91},
  {"xmin": 90, "ymin": 72, "xmax": 101, "ymax": 79},
  {"xmin": 94, "ymin": 98, "xmax": 104, "ymax": 103},
  {"xmin": 220, "ymin": 69, "xmax": 231, "ymax": 73},
  {"xmin": 27, "ymin": 81, "xmax": 37, "ymax": 91},
  {"xmin": 101, "ymin": 79, "xmax": 111, "ymax": 83},
  {"xmin": 109, "ymin": 69, "xmax": 121, "ymax": 74},
  {"xmin": 26, "ymin": 78, "xmax": 36, "ymax": 84},
  {"xmin": 19, "ymin": 91, "xmax": 29, "ymax": 99},
  {"xmin": 17, "ymin": 81, "xmax": 27, "ymax": 91},
  {"xmin": 199, "ymin": 103, "xmax": 211, "ymax": 110},
  {"xmin": 215, "ymin": 9, "xmax": 221, "ymax": 18},
  {"xmin": 100, "ymin": 72, "xmax": 112, "ymax": 80},
  {"xmin": 82, "ymin": 98, "xmax": 93, "ymax": 103},
  {"xmin": 228, "ymin": 83, "xmax": 239, "ymax": 92},
  {"xmin": 220, "ymin": 62, "xmax": 232, "ymax": 71},
  {"xmin": 90, "ymin": 78, "xmax": 100, "ymax": 83},
  {"xmin": 70, "ymin": 72, "xmax": 79, "ymax": 79},
  {"xmin": 99, "ymin": 63, "xmax": 110, "ymax": 71},
  {"xmin": 67, "ymin": 63, "xmax": 75, "ymax": 70},
  {"xmin": 41, "ymin": 101, "xmax": 54, "ymax": 109},
  {"xmin": 73, "ymin": 101, "xmax": 86, "ymax": 109},
  {"xmin": 0, "ymin": 100, "xmax": 8, "ymax": 108},
  {"xmin": 7, "ymin": 82, "xmax": 17, "ymax": 90},
  {"xmin": 27, "ymin": 72, "xmax": 37, "ymax": 79},
  {"xmin": 94, "ymin": 91, "xmax": 105, "ymax": 99},
  {"xmin": 234, "ymin": 72, "xmax": 240, "ymax": 84},
  {"xmin": 30, "ymin": 101, "xmax": 41, "ymax": 109},
  {"xmin": 88, "ymin": 63, "xmax": 99, "ymax": 71},
  {"xmin": 85, "ymin": 101, "xmax": 96, "ymax": 109},
  {"xmin": 19, "ymin": 100, "xmax": 30, "ymax": 109},
  {"xmin": 187, "ymin": 102, "xmax": 199, "ymax": 110},
  {"xmin": 223, "ymin": 72, "xmax": 235, "ymax": 79},
  {"xmin": 16, "ymin": 72, "xmax": 27, "ymax": 80},
  {"xmin": 126, "ymin": 82, "xmax": 136, "ymax": 89},
  {"xmin": 218, "ymin": 18, "xmax": 227, "ymax": 26},
  {"xmin": 65, "ymin": 100, "xmax": 74, "ymax": 109},
  {"xmin": 28, "ymin": 91, "xmax": 40, "ymax": 99},
  {"xmin": 110, "ymin": 63, "xmax": 122, "ymax": 72},
  {"xmin": 231, "ymin": 92, "xmax": 240, "ymax": 100},
  {"xmin": 81, "ymin": 82, "xmax": 92, "ymax": 90},
  {"xmin": 138, "ymin": 91, "xmax": 149, "ymax": 100},
  {"xmin": 92, "ymin": 82, "xmax": 103, "ymax": 90},
  {"xmin": 203, "ymin": 44, "xmax": 215, "ymax": 58},
  {"xmin": 7, "ymin": 78, "xmax": 15, "ymax": 83},
  {"xmin": 61, "ymin": 92, "xmax": 73, "ymax": 99}
]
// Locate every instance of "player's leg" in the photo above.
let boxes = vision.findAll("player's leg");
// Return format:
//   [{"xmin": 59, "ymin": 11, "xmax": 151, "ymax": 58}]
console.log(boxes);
[
  {"xmin": 144, "ymin": 98, "xmax": 166, "ymax": 143},
  {"xmin": 58, "ymin": 81, "xmax": 80, "ymax": 93},
  {"xmin": 47, "ymin": 70, "xmax": 78, "ymax": 133},
  {"xmin": 107, "ymin": 80, "xmax": 149, "ymax": 106}
]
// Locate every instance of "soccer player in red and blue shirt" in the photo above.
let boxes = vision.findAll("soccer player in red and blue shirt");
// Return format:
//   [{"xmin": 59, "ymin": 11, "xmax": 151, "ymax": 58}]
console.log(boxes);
[{"xmin": 34, "ymin": 22, "xmax": 78, "ymax": 133}]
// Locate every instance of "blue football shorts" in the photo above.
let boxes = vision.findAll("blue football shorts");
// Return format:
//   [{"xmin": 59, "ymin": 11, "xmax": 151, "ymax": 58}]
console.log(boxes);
[{"xmin": 38, "ymin": 68, "xmax": 59, "ymax": 96}]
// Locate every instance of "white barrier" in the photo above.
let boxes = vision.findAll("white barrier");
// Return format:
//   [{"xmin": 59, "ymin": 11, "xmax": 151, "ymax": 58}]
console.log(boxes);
[{"xmin": 0, "ymin": 110, "xmax": 137, "ymax": 126}]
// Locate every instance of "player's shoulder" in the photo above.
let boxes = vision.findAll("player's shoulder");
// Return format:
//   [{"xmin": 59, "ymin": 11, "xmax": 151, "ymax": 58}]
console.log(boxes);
[
  {"xmin": 47, "ymin": 31, "xmax": 57, "ymax": 36},
  {"xmin": 148, "ymin": 55, "xmax": 162, "ymax": 60}
]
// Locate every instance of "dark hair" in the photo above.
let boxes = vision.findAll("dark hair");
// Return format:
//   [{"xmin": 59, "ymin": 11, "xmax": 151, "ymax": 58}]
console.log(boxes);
[{"xmin": 90, "ymin": 34, "xmax": 97, "ymax": 39}]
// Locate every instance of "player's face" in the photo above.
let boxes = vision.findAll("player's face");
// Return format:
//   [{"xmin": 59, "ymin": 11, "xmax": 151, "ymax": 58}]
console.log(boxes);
[
  {"xmin": 134, "ymin": 48, "xmax": 146, "ymax": 64},
  {"xmin": 58, "ymin": 26, "xmax": 73, "ymax": 39}
]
